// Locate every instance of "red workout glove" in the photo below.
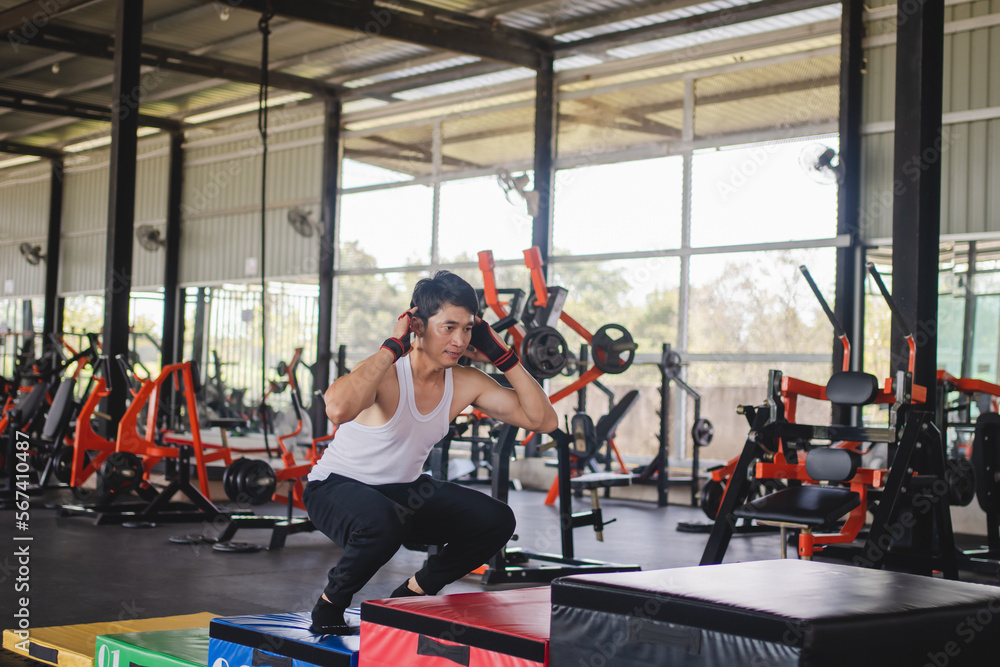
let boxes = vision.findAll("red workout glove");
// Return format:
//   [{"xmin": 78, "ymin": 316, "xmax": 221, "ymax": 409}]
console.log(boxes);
[
  {"xmin": 470, "ymin": 319, "xmax": 519, "ymax": 372},
  {"xmin": 381, "ymin": 312, "xmax": 413, "ymax": 363}
]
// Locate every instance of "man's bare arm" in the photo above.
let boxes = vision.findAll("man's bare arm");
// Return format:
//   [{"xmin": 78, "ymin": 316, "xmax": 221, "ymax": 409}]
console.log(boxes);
[{"xmin": 324, "ymin": 308, "xmax": 415, "ymax": 424}]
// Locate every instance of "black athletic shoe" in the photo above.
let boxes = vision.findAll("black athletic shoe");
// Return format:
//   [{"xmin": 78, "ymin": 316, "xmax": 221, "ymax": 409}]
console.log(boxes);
[
  {"xmin": 309, "ymin": 598, "xmax": 356, "ymax": 635},
  {"xmin": 390, "ymin": 579, "xmax": 423, "ymax": 598}
]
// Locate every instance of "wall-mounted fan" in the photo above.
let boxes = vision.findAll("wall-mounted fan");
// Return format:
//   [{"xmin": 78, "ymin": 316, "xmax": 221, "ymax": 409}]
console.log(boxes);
[
  {"xmin": 798, "ymin": 144, "xmax": 842, "ymax": 185},
  {"xmin": 287, "ymin": 207, "xmax": 322, "ymax": 238},
  {"xmin": 136, "ymin": 225, "xmax": 166, "ymax": 252},
  {"xmin": 19, "ymin": 242, "xmax": 45, "ymax": 265},
  {"xmin": 496, "ymin": 169, "xmax": 540, "ymax": 217}
]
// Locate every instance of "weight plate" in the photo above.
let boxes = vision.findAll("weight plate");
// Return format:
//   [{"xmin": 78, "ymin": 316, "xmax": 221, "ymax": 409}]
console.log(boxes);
[
  {"xmin": 560, "ymin": 351, "xmax": 579, "ymax": 377},
  {"xmin": 100, "ymin": 451, "xmax": 144, "ymax": 495},
  {"xmin": 224, "ymin": 457, "xmax": 251, "ymax": 501},
  {"xmin": 591, "ymin": 324, "xmax": 637, "ymax": 375},
  {"xmin": 212, "ymin": 541, "xmax": 264, "ymax": 553},
  {"xmin": 692, "ymin": 418, "xmax": 715, "ymax": 448},
  {"xmin": 700, "ymin": 480, "xmax": 725, "ymax": 520},
  {"xmin": 169, "ymin": 534, "xmax": 219, "ymax": 545},
  {"xmin": 945, "ymin": 455, "xmax": 976, "ymax": 507},
  {"xmin": 237, "ymin": 459, "xmax": 277, "ymax": 505},
  {"xmin": 53, "ymin": 445, "xmax": 74, "ymax": 484},
  {"xmin": 519, "ymin": 326, "xmax": 568, "ymax": 379}
]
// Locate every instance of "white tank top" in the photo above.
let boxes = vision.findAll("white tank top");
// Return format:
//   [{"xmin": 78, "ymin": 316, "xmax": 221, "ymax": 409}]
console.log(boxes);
[{"xmin": 307, "ymin": 355, "xmax": 453, "ymax": 485}]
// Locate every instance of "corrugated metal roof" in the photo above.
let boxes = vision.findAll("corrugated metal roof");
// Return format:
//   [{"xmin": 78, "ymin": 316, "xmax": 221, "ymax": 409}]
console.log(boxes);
[
  {"xmin": 393, "ymin": 67, "xmax": 536, "ymax": 101},
  {"xmin": 607, "ymin": 5, "xmax": 841, "ymax": 59},
  {"xmin": 553, "ymin": 0, "xmax": 755, "ymax": 42},
  {"xmin": 0, "ymin": 0, "xmax": 845, "ymax": 167}
]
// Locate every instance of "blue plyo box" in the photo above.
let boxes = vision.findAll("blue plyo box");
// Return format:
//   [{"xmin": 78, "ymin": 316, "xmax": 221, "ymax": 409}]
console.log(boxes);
[{"xmin": 208, "ymin": 609, "xmax": 360, "ymax": 667}]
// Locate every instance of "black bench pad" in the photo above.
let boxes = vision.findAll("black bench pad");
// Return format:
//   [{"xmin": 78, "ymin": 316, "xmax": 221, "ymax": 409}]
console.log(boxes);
[{"xmin": 732, "ymin": 486, "xmax": 861, "ymax": 527}]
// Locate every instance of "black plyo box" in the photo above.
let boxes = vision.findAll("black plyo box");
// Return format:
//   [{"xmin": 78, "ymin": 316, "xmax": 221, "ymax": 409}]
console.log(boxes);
[{"xmin": 550, "ymin": 559, "xmax": 1000, "ymax": 667}]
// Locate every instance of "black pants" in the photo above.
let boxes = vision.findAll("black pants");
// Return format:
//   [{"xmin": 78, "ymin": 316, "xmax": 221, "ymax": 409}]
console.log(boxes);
[{"xmin": 303, "ymin": 472, "xmax": 516, "ymax": 610}]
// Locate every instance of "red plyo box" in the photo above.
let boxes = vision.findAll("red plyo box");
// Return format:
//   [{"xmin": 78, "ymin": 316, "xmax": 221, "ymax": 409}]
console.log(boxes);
[{"xmin": 360, "ymin": 587, "xmax": 550, "ymax": 667}]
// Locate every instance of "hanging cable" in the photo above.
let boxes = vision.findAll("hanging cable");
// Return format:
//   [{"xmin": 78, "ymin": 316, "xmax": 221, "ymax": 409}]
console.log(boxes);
[{"xmin": 257, "ymin": 3, "xmax": 275, "ymax": 458}]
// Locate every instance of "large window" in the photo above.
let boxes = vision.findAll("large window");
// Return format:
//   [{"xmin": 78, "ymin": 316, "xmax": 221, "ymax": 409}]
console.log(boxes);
[
  {"xmin": 553, "ymin": 158, "xmax": 683, "ymax": 255},
  {"xmin": 439, "ymin": 175, "xmax": 535, "ymax": 263},
  {"xmin": 335, "ymin": 270, "xmax": 421, "ymax": 368},
  {"xmin": 687, "ymin": 248, "xmax": 837, "ymax": 358},
  {"xmin": 339, "ymin": 186, "xmax": 434, "ymax": 268},
  {"xmin": 691, "ymin": 137, "xmax": 840, "ymax": 247}
]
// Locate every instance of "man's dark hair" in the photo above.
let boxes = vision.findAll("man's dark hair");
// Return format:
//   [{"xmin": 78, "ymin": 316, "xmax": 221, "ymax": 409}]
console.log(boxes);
[{"xmin": 410, "ymin": 271, "xmax": 479, "ymax": 325}]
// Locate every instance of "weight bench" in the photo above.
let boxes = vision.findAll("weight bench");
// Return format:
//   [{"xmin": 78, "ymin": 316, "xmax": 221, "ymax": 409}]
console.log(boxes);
[
  {"xmin": 546, "ymin": 390, "xmax": 640, "ymax": 541},
  {"xmin": 734, "ymin": 447, "xmax": 865, "ymax": 559},
  {"xmin": 1, "ymin": 380, "xmax": 51, "ymax": 506}
]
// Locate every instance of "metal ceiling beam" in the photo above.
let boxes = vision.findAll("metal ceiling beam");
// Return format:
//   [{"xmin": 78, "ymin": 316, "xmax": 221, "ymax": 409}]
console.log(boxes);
[
  {"xmin": 557, "ymin": 0, "xmax": 837, "ymax": 55},
  {"xmin": 0, "ymin": 139, "xmax": 62, "ymax": 158},
  {"xmin": 3, "ymin": 2, "xmax": 218, "ymax": 80},
  {"xmin": 0, "ymin": 86, "xmax": 181, "ymax": 129},
  {"xmin": 622, "ymin": 75, "xmax": 841, "ymax": 117},
  {"xmin": 224, "ymin": 0, "xmax": 552, "ymax": 70},
  {"xmin": 345, "ymin": 61, "xmax": 511, "ymax": 100},
  {"xmin": 365, "ymin": 135, "xmax": 482, "ymax": 169},
  {"xmin": 0, "ymin": 51, "xmax": 74, "ymax": 79},
  {"xmin": 25, "ymin": 25, "xmax": 343, "ymax": 97},
  {"xmin": 573, "ymin": 99, "xmax": 679, "ymax": 137},
  {"xmin": 0, "ymin": 0, "xmax": 97, "ymax": 36},
  {"xmin": 329, "ymin": 52, "xmax": 451, "ymax": 85}
]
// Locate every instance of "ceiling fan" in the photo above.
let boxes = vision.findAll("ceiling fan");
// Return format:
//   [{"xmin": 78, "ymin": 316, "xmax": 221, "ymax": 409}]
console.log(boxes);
[
  {"xmin": 287, "ymin": 207, "xmax": 323, "ymax": 238},
  {"xmin": 496, "ymin": 169, "xmax": 540, "ymax": 217},
  {"xmin": 19, "ymin": 242, "xmax": 45, "ymax": 265},
  {"xmin": 136, "ymin": 225, "xmax": 166, "ymax": 252}
]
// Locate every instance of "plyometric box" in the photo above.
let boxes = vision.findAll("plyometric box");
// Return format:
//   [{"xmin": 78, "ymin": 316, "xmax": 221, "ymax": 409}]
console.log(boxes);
[
  {"xmin": 95, "ymin": 627, "xmax": 209, "ymax": 667},
  {"xmin": 209, "ymin": 610, "xmax": 360, "ymax": 667},
  {"xmin": 360, "ymin": 587, "xmax": 551, "ymax": 666},
  {"xmin": 549, "ymin": 560, "xmax": 1000, "ymax": 667},
  {"xmin": 2, "ymin": 612, "xmax": 217, "ymax": 667}
]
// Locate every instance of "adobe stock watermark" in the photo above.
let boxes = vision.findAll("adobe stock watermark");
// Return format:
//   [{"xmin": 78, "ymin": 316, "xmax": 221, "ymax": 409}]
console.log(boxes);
[
  {"xmin": 5, "ymin": 0, "xmax": 74, "ymax": 54},
  {"xmin": 91, "ymin": 600, "xmax": 150, "ymax": 667},
  {"xmin": 854, "ymin": 129, "xmax": 959, "ymax": 237},
  {"xmin": 924, "ymin": 597, "xmax": 1000, "ymax": 667},
  {"xmin": 337, "ymin": 0, "xmax": 404, "ymax": 63},
  {"xmin": 714, "ymin": 85, "xmax": 837, "ymax": 203},
  {"xmin": 566, "ymin": 578, "xmax": 680, "ymax": 667},
  {"xmin": 9, "ymin": 431, "xmax": 33, "ymax": 651},
  {"xmin": 114, "ymin": 66, "xmax": 169, "ymax": 122},
  {"xmin": 182, "ymin": 102, "xmax": 301, "ymax": 218}
]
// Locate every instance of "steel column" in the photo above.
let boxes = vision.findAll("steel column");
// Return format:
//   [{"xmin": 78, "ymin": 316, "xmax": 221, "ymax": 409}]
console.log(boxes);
[
  {"xmin": 833, "ymin": 0, "xmax": 865, "ymax": 423},
  {"xmin": 191, "ymin": 287, "xmax": 207, "ymax": 373},
  {"xmin": 960, "ymin": 241, "xmax": 977, "ymax": 379},
  {"xmin": 313, "ymin": 96, "xmax": 342, "ymax": 439},
  {"xmin": 160, "ymin": 129, "xmax": 183, "ymax": 436},
  {"xmin": 532, "ymin": 52, "xmax": 556, "ymax": 269},
  {"xmin": 42, "ymin": 157, "xmax": 62, "ymax": 351},
  {"xmin": 102, "ymin": 0, "xmax": 144, "ymax": 431},
  {"xmin": 890, "ymin": 0, "xmax": 944, "ymax": 388},
  {"xmin": 161, "ymin": 130, "xmax": 183, "ymax": 369}
]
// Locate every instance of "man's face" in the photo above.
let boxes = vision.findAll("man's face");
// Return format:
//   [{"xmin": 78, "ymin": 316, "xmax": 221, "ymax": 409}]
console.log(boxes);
[{"xmin": 417, "ymin": 302, "xmax": 475, "ymax": 366}]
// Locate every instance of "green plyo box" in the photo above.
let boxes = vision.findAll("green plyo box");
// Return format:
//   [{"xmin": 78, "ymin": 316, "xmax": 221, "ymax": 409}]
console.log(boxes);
[{"xmin": 94, "ymin": 627, "xmax": 210, "ymax": 667}]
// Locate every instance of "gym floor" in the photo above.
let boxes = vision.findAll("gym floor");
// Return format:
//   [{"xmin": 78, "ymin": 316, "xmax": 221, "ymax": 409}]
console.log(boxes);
[{"xmin": 1, "ymin": 485, "xmax": 997, "ymax": 665}]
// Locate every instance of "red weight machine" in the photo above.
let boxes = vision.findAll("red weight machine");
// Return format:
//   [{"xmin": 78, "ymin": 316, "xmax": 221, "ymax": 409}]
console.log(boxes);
[{"xmin": 701, "ymin": 264, "xmax": 957, "ymax": 577}]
